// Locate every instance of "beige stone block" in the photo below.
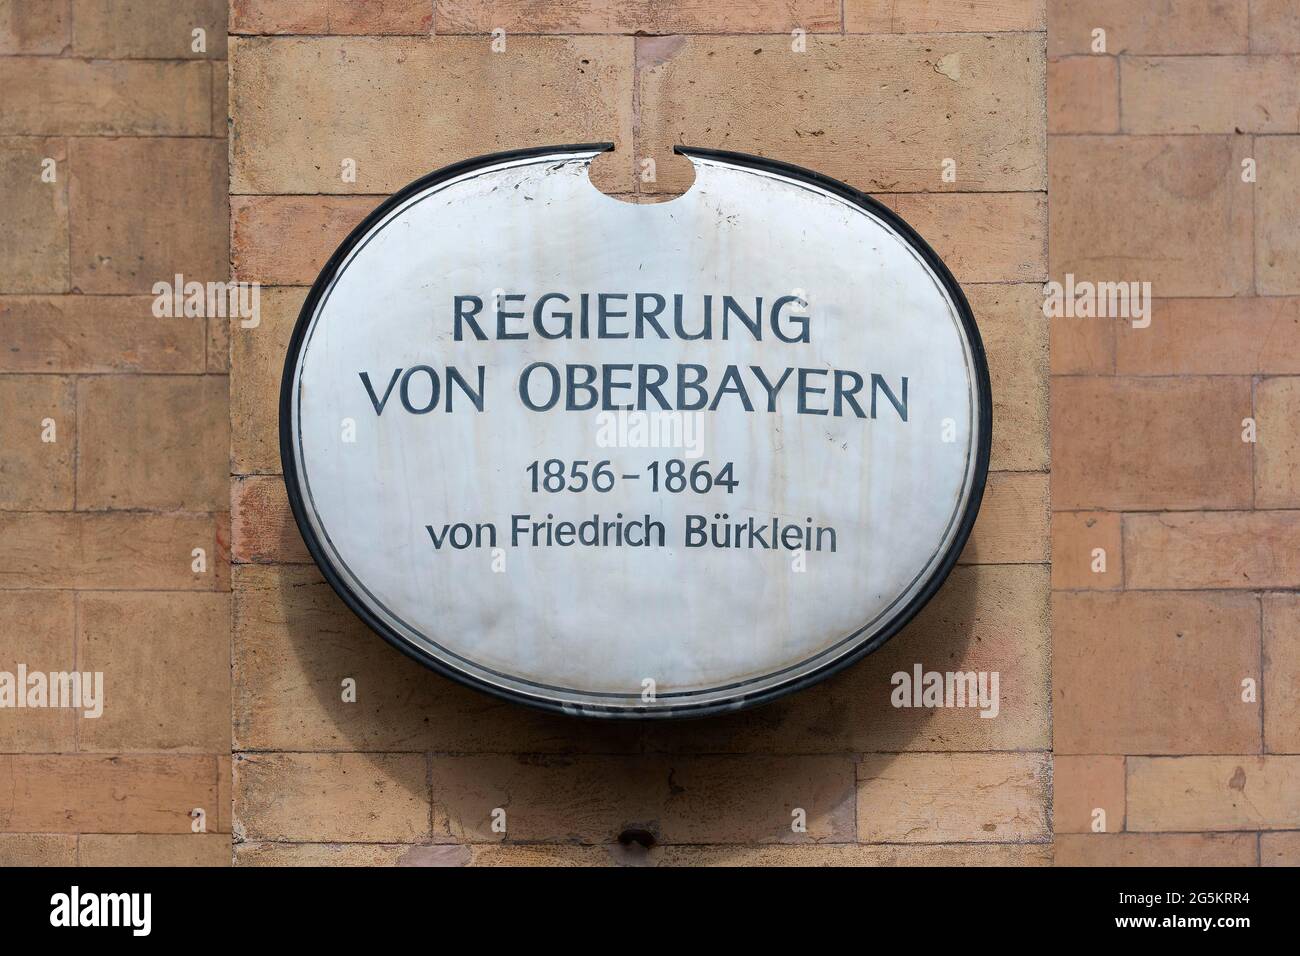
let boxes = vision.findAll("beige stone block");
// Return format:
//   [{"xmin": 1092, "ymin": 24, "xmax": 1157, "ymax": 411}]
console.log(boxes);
[
  {"xmin": 1263, "ymin": 594, "xmax": 1300, "ymax": 753},
  {"xmin": 0, "ymin": 834, "xmax": 78, "ymax": 865},
  {"xmin": 427, "ymin": 755, "xmax": 856, "ymax": 844},
  {"xmin": 231, "ymin": 475, "xmax": 309, "ymax": 563},
  {"xmin": 959, "ymin": 471, "xmax": 1048, "ymax": 564},
  {"xmin": 72, "ymin": 0, "xmax": 228, "ymax": 58},
  {"xmin": 1256, "ymin": 136, "xmax": 1300, "ymax": 294},
  {"xmin": 233, "ymin": 752, "xmax": 430, "ymax": 842},
  {"xmin": 1052, "ymin": 377, "xmax": 1253, "ymax": 509},
  {"xmin": 0, "ymin": 512, "xmax": 229, "ymax": 590},
  {"xmin": 70, "ymin": 137, "xmax": 228, "ymax": 293},
  {"xmin": 1117, "ymin": 298, "xmax": 1300, "ymax": 375},
  {"xmin": 1256, "ymin": 376, "xmax": 1300, "ymax": 506},
  {"xmin": 0, "ymin": 59, "xmax": 210, "ymax": 136},
  {"xmin": 231, "ymin": 195, "xmax": 376, "ymax": 285},
  {"xmin": 230, "ymin": 36, "xmax": 635, "ymax": 195},
  {"xmin": 1124, "ymin": 510, "xmax": 1300, "ymax": 589},
  {"xmin": 77, "ymin": 592, "xmax": 230, "ymax": 753},
  {"xmin": 966, "ymin": 283, "xmax": 1049, "ymax": 470},
  {"xmin": 639, "ymin": 34, "xmax": 1045, "ymax": 195},
  {"xmin": 0, "ymin": 375, "xmax": 74, "ymax": 510},
  {"xmin": 77, "ymin": 375, "xmax": 229, "ymax": 511},
  {"xmin": 1049, "ymin": 135, "xmax": 1252, "ymax": 297},
  {"xmin": 1055, "ymin": 591, "xmax": 1261, "ymax": 754},
  {"xmin": 440, "ymin": 0, "xmax": 839, "ymax": 33},
  {"xmin": 1122, "ymin": 55, "xmax": 1300, "ymax": 133},
  {"xmin": 847, "ymin": 0, "xmax": 1044, "ymax": 32},
  {"xmin": 1048, "ymin": 56, "xmax": 1117, "ymax": 133},
  {"xmin": 0, "ymin": 138, "xmax": 68, "ymax": 293},
  {"xmin": 229, "ymin": 0, "xmax": 329, "ymax": 33},
  {"xmin": 231, "ymin": 286, "xmax": 302, "ymax": 474},
  {"xmin": 1128, "ymin": 756, "xmax": 1300, "ymax": 830},
  {"xmin": 884, "ymin": 193, "xmax": 1047, "ymax": 283},
  {"xmin": 0, "ymin": 296, "xmax": 205, "ymax": 373},
  {"xmin": 857, "ymin": 752, "xmax": 1050, "ymax": 842},
  {"xmin": 0, "ymin": 591, "xmax": 76, "ymax": 752},
  {"xmin": 1048, "ymin": 0, "xmax": 1248, "ymax": 56},
  {"xmin": 1054, "ymin": 755, "xmax": 1125, "ymax": 833},
  {"xmin": 1251, "ymin": 0, "xmax": 1300, "ymax": 52},
  {"xmin": 212, "ymin": 61, "xmax": 228, "ymax": 140},
  {"xmin": 80, "ymin": 833, "xmax": 230, "ymax": 866},
  {"xmin": 0, "ymin": 755, "xmax": 218, "ymax": 832},
  {"xmin": 0, "ymin": 0, "xmax": 70, "ymax": 53},
  {"xmin": 1050, "ymin": 511, "xmax": 1122, "ymax": 589},
  {"xmin": 1050, "ymin": 313, "xmax": 1114, "ymax": 374},
  {"xmin": 1055, "ymin": 832, "xmax": 1257, "ymax": 866},
  {"xmin": 1261, "ymin": 831, "xmax": 1300, "ymax": 865}
]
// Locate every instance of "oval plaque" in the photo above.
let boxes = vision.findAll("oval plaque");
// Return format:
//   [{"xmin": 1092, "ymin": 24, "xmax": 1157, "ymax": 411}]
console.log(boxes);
[{"xmin": 282, "ymin": 145, "xmax": 991, "ymax": 718}]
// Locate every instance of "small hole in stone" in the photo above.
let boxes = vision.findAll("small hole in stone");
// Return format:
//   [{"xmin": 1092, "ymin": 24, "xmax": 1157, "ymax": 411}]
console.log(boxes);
[{"xmin": 617, "ymin": 827, "xmax": 657, "ymax": 849}]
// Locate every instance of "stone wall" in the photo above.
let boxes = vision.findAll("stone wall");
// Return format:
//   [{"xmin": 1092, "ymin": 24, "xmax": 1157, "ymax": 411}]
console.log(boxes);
[
  {"xmin": 1049, "ymin": 0, "xmax": 1300, "ymax": 866},
  {"xmin": 228, "ymin": 0, "xmax": 1050, "ymax": 865},
  {"xmin": 0, "ymin": 0, "xmax": 230, "ymax": 866}
]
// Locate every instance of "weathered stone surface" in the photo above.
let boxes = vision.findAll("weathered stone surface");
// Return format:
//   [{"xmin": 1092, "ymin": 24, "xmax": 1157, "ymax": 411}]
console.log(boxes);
[
  {"xmin": 0, "ymin": 512, "xmax": 229, "ymax": 590},
  {"xmin": 1048, "ymin": 0, "xmax": 1247, "ymax": 56},
  {"xmin": 1048, "ymin": 56, "xmax": 1117, "ymax": 132},
  {"xmin": 847, "ymin": 0, "xmax": 1044, "ymax": 33},
  {"xmin": 1049, "ymin": 136, "xmax": 1252, "ymax": 297},
  {"xmin": 1055, "ymin": 592, "xmax": 1261, "ymax": 754},
  {"xmin": 230, "ymin": 36, "xmax": 635, "ymax": 195},
  {"xmin": 70, "ymin": 137, "xmax": 228, "ymax": 293},
  {"xmin": 1050, "ymin": 511, "xmax": 1121, "ymax": 589},
  {"xmin": 1124, "ymin": 511, "xmax": 1300, "ymax": 589},
  {"xmin": 857, "ymin": 752, "xmax": 1050, "ymax": 842},
  {"xmin": 0, "ymin": 296, "xmax": 205, "ymax": 373},
  {"xmin": 1257, "ymin": 137, "xmax": 1300, "ymax": 294},
  {"xmin": 0, "ymin": 834, "xmax": 78, "ymax": 866},
  {"xmin": 79, "ymin": 834, "xmax": 230, "ymax": 867},
  {"xmin": 233, "ymin": 752, "xmax": 430, "ymax": 842},
  {"xmin": 232, "ymin": 195, "xmax": 376, "ymax": 284},
  {"xmin": 72, "ymin": 0, "xmax": 228, "ymax": 58},
  {"xmin": 0, "ymin": 59, "xmax": 211, "ymax": 135},
  {"xmin": 0, "ymin": 0, "xmax": 70, "ymax": 53},
  {"xmin": 0, "ymin": 591, "xmax": 76, "ymax": 752},
  {"xmin": 1054, "ymin": 755, "xmax": 1125, "ymax": 834},
  {"xmin": 1117, "ymin": 298, "xmax": 1300, "ymax": 375},
  {"xmin": 1263, "ymin": 595, "xmax": 1300, "ymax": 754},
  {"xmin": 0, "ymin": 375, "xmax": 74, "ymax": 510},
  {"xmin": 1052, "ymin": 377, "xmax": 1252, "ymax": 510},
  {"xmin": 77, "ymin": 592, "xmax": 231, "ymax": 753},
  {"xmin": 1128, "ymin": 756, "xmax": 1300, "ymax": 830},
  {"xmin": 958, "ymin": 471, "xmax": 1048, "ymax": 565},
  {"xmin": 440, "ymin": 0, "xmax": 839, "ymax": 33},
  {"xmin": 0, "ymin": 755, "xmax": 218, "ymax": 832},
  {"xmin": 1055, "ymin": 833, "xmax": 1257, "ymax": 866},
  {"xmin": 0, "ymin": 138, "xmax": 68, "ymax": 293},
  {"xmin": 639, "ymin": 34, "xmax": 1045, "ymax": 195},
  {"xmin": 77, "ymin": 375, "xmax": 229, "ymax": 511},
  {"xmin": 1122, "ymin": 55, "xmax": 1300, "ymax": 134},
  {"xmin": 427, "ymin": 754, "xmax": 856, "ymax": 844}
]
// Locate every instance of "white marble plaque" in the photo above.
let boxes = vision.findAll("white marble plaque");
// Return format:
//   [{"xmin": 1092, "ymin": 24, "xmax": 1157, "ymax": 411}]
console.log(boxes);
[{"xmin": 282, "ymin": 145, "xmax": 991, "ymax": 717}]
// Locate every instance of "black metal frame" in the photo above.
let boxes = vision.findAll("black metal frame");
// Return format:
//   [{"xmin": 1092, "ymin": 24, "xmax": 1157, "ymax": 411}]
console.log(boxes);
[{"xmin": 279, "ymin": 142, "xmax": 993, "ymax": 720}]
